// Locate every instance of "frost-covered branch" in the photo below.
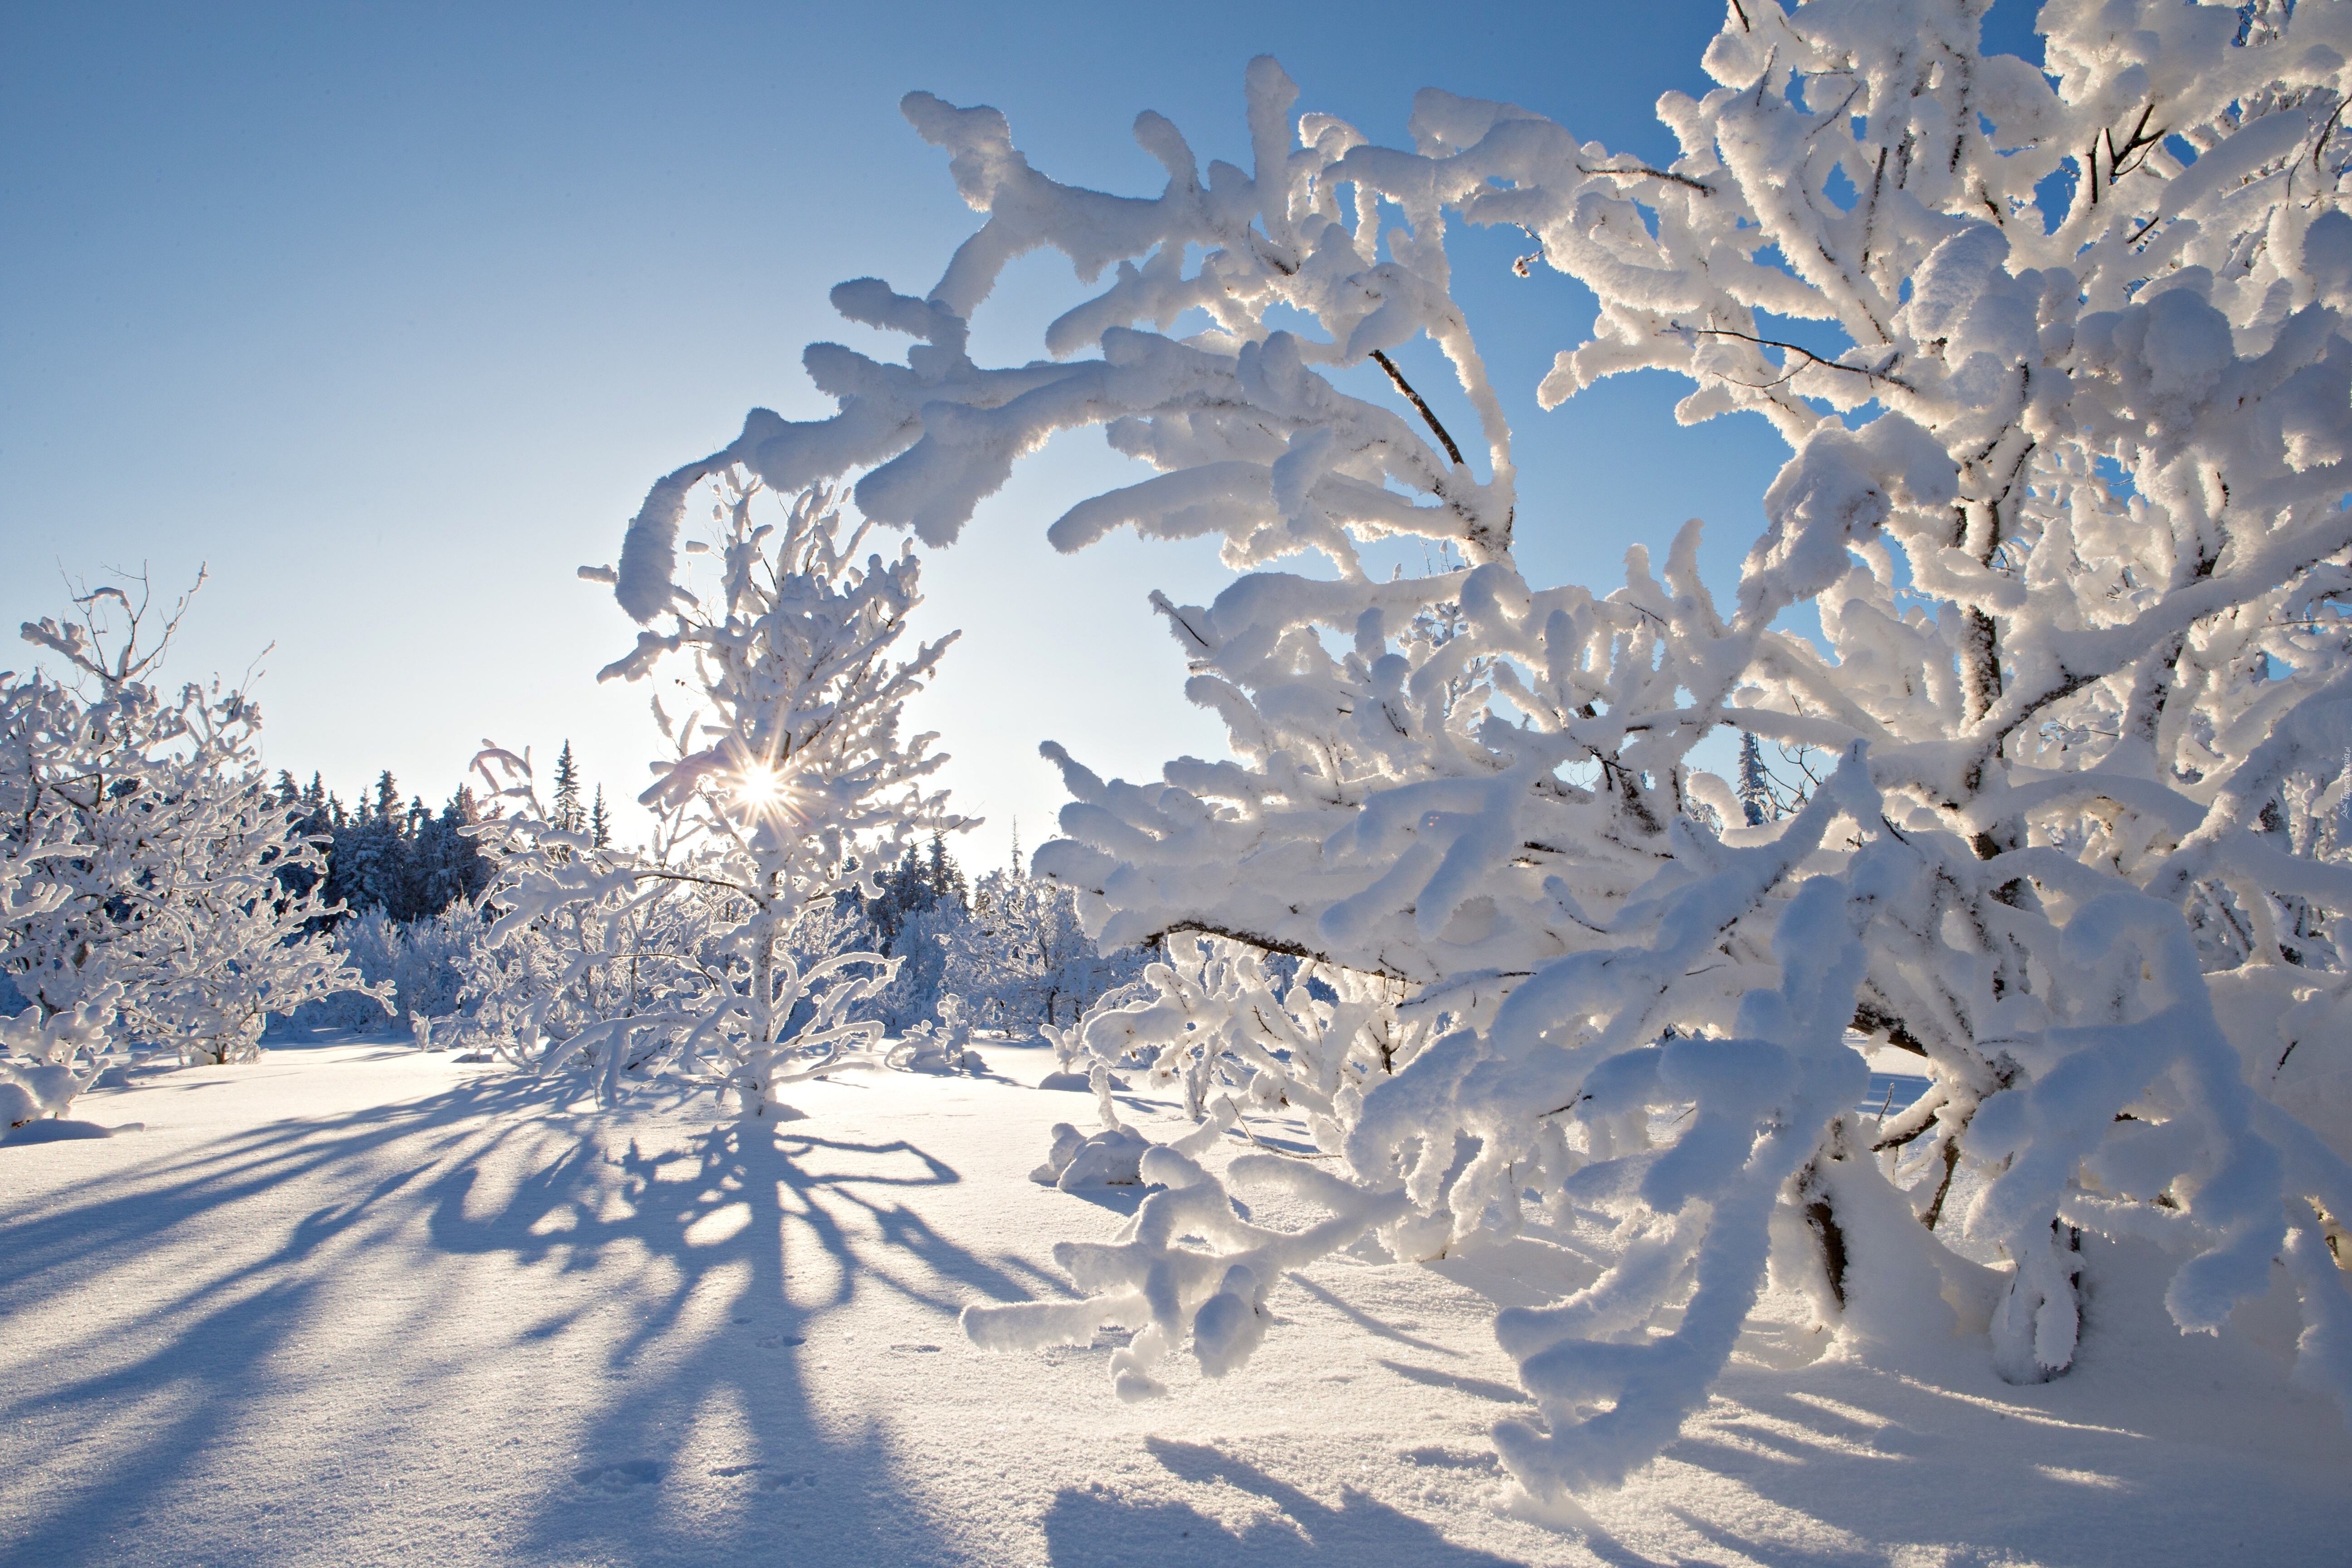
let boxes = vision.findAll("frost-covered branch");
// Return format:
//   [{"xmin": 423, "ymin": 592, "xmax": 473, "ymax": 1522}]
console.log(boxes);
[{"xmin": 622, "ymin": 0, "xmax": 2352, "ymax": 1498}]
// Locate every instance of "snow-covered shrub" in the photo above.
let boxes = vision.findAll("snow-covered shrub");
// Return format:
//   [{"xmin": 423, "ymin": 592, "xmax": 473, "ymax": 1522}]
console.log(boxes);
[
  {"xmin": 274, "ymin": 910, "xmax": 402, "ymax": 1034},
  {"xmin": 0, "ymin": 578, "xmax": 380, "ymax": 1064},
  {"xmin": 483, "ymin": 478, "xmax": 962, "ymax": 1110},
  {"xmin": 620, "ymin": 0, "xmax": 2352, "ymax": 1495},
  {"xmin": 888, "ymin": 992, "xmax": 988, "ymax": 1073},
  {"xmin": 277, "ymin": 906, "xmax": 489, "ymax": 1037},
  {"xmin": 867, "ymin": 898, "xmax": 965, "ymax": 1032},
  {"xmin": 457, "ymin": 772, "xmax": 730, "ymax": 1078},
  {"xmin": 858, "ymin": 863, "xmax": 1143, "ymax": 1034},
  {"xmin": 0, "ymin": 985, "xmax": 122, "ymax": 1124},
  {"xmin": 960, "ymin": 868, "xmax": 1147, "ymax": 1030},
  {"xmin": 1068, "ymin": 934, "xmax": 1429, "ymax": 1132}
]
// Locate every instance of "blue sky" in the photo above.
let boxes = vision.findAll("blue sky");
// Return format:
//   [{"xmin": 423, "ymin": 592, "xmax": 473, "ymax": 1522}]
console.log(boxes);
[{"xmin": 2, "ymin": 1, "xmax": 2042, "ymax": 868}]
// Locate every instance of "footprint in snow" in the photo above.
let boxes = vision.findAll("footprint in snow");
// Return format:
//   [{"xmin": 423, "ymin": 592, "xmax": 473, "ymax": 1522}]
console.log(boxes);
[
  {"xmin": 576, "ymin": 1457, "xmax": 668, "ymax": 1495},
  {"xmin": 713, "ymin": 1464, "xmax": 821, "ymax": 1490},
  {"xmin": 573, "ymin": 1460, "xmax": 662, "ymax": 1492},
  {"xmin": 756, "ymin": 1335, "xmax": 805, "ymax": 1348}
]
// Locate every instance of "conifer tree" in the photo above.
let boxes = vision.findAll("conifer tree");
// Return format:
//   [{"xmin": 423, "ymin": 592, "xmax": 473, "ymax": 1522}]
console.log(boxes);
[
  {"xmin": 552, "ymin": 741, "xmax": 583, "ymax": 833},
  {"xmin": 1736, "ymin": 732, "xmax": 1773, "ymax": 828}
]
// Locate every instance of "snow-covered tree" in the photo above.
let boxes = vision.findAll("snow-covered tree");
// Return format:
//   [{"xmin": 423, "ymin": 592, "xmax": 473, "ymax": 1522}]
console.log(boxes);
[
  {"xmin": 1736, "ymin": 731, "xmax": 1773, "ymax": 827},
  {"xmin": 620, "ymin": 0, "xmax": 2352, "ymax": 1495},
  {"xmin": 284, "ymin": 904, "xmax": 489, "ymax": 1037},
  {"xmin": 0, "ymin": 577, "xmax": 381, "ymax": 1067},
  {"xmin": 962, "ymin": 867, "xmax": 1144, "ymax": 1029},
  {"xmin": 0, "ymin": 811, "xmax": 103, "ymax": 1123},
  {"xmin": 488, "ymin": 477, "xmax": 965, "ymax": 1110},
  {"xmin": 116, "ymin": 750, "xmax": 387, "ymax": 1064},
  {"xmin": 551, "ymin": 741, "xmax": 584, "ymax": 835}
]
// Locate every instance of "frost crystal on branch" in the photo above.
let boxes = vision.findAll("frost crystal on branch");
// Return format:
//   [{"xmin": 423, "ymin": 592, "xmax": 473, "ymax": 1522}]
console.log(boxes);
[{"xmin": 624, "ymin": 0, "xmax": 2352, "ymax": 1497}]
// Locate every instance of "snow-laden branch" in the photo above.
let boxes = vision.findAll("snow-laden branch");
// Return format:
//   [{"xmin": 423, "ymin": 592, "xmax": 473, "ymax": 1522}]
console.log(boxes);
[{"xmin": 622, "ymin": 0, "xmax": 2352, "ymax": 1499}]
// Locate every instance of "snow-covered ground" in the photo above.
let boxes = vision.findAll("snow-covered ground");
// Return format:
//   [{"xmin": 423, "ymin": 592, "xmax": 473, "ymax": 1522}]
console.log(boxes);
[{"xmin": 5, "ymin": 1037, "xmax": 2347, "ymax": 1566}]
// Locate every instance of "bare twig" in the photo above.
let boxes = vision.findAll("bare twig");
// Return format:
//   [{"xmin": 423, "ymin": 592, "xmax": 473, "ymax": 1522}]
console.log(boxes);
[
  {"xmin": 1676, "ymin": 325, "xmax": 1914, "ymax": 392},
  {"xmin": 1368, "ymin": 348, "xmax": 1469, "ymax": 467},
  {"xmin": 2314, "ymin": 91, "xmax": 2352, "ymax": 172},
  {"xmin": 1576, "ymin": 161, "xmax": 1715, "ymax": 196}
]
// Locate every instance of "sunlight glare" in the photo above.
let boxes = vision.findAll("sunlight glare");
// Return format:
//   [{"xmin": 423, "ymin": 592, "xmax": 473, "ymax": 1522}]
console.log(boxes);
[{"xmin": 737, "ymin": 761, "xmax": 787, "ymax": 810}]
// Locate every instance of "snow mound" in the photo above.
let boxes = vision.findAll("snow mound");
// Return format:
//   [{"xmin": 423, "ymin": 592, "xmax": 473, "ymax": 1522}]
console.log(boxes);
[{"xmin": 1031, "ymin": 1121, "xmax": 1148, "ymax": 1189}]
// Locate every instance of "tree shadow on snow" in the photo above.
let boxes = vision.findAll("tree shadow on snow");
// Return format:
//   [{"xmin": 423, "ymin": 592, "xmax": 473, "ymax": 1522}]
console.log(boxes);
[
  {"xmin": 0, "ymin": 1071, "xmax": 1055, "ymax": 1567},
  {"xmin": 413, "ymin": 1112, "xmax": 1058, "ymax": 1565},
  {"xmin": 1039, "ymin": 1437, "xmax": 1526, "ymax": 1568},
  {"xmin": 1624, "ymin": 1240, "xmax": 2352, "ymax": 1568}
]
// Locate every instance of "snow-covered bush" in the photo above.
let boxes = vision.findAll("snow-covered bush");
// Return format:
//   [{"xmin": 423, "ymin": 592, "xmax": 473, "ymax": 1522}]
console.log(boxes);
[
  {"xmin": 620, "ymin": 0, "xmax": 2352, "ymax": 1495},
  {"xmin": 860, "ymin": 862, "xmax": 1146, "ymax": 1034},
  {"xmin": 961, "ymin": 868, "xmax": 1147, "ymax": 1030},
  {"xmin": 1068, "ymin": 933, "xmax": 1429, "ymax": 1131},
  {"xmin": 866, "ymin": 897, "xmax": 966, "ymax": 1032},
  {"xmin": 485, "ymin": 478, "xmax": 962, "ymax": 1110},
  {"xmin": 276, "ymin": 906, "xmax": 488, "ymax": 1037},
  {"xmin": 888, "ymin": 992, "xmax": 988, "ymax": 1073},
  {"xmin": 0, "ymin": 578, "xmax": 380, "ymax": 1065},
  {"xmin": 0, "ymin": 985, "xmax": 122, "ymax": 1125}
]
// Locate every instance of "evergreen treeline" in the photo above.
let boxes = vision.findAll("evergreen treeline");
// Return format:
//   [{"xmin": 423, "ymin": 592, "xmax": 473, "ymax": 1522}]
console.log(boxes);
[
  {"xmin": 281, "ymin": 742, "xmax": 608, "ymax": 927},
  {"xmin": 864, "ymin": 833, "xmax": 970, "ymax": 951},
  {"xmin": 275, "ymin": 768, "xmax": 494, "ymax": 924},
  {"xmin": 282, "ymin": 743, "xmax": 1137, "ymax": 1039}
]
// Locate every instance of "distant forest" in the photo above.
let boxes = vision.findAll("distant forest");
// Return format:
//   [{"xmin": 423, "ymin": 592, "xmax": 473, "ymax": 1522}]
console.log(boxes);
[
  {"xmin": 279, "ymin": 741, "xmax": 608, "ymax": 925},
  {"xmin": 287, "ymin": 742, "xmax": 978, "ymax": 947}
]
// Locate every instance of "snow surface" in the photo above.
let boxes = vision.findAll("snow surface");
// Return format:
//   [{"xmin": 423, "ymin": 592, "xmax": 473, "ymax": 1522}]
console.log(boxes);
[{"xmin": 4, "ymin": 1036, "xmax": 2347, "ymax": 1565}]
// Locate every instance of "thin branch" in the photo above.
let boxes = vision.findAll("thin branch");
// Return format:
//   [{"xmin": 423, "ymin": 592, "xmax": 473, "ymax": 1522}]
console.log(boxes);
[
  {"xmin": 625, "ymin": 867, "xmax": 753, "ymax": 897},
  {"xmin": 2318, "ymin": 92, "xmax": 2350, "ymax": 171},
  {"xmin": 1676, "ymin": 325, "xmax": 1915, "ymax": 392},
  {"xmin": 1367, "ymin": 348, "xmax": 1469, "ymax": 468},
  {"xmin": 1148, "ymin": 918, "xmax": 1419, "ymax": 984},
  {"xmin": 2107, "ymin": 103, "xmax": 2166, "ymax": 181},
  {"xmin": 1575, "ymin": 161, "xmax": 1715, "ymax": 196}
]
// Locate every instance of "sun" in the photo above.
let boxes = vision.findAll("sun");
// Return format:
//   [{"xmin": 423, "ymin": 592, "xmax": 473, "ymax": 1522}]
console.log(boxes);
[{"xmin": 736, "ymin": 762, "xmax": 787, "ymax": 811}]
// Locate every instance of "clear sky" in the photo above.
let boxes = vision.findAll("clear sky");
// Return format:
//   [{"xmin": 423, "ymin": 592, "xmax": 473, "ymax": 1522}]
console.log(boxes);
[{"xmin": 2, "ymin": 1, "xmax": 2042, "ymax": 871}]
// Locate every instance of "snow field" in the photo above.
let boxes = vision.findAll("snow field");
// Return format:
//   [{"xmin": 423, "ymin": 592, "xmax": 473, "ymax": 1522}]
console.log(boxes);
[{"xmin": 4, "ymin": 1039, "xmax": 2347, "ymax": 1566}]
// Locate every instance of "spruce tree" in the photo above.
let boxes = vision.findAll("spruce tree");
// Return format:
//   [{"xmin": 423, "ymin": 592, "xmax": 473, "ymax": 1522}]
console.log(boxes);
[
  {"xmin": 925, "ymin": 831, "xmax": 966, "ymax": 912},
  {"xmin": 552, "ymin": 741, "xmax": 583, "ymax": 833},
  {"xmin": 1735, "ymin": 732, "xmax": 1772, "ymax": 828}
]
